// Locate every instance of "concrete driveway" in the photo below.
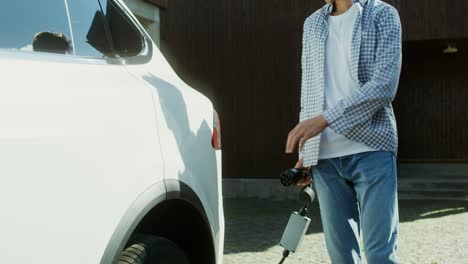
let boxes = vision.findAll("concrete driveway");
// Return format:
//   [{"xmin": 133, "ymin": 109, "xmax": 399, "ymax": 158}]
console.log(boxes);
[{"xmin": 223, "ymin": 199, "xmax": 467, "ymax": 264}]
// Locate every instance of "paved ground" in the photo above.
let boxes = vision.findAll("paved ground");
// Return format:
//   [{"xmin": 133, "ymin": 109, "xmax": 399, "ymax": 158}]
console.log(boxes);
[{"xmin": 223, "ymin": 199, "xmax": 467, "ymax": 264}]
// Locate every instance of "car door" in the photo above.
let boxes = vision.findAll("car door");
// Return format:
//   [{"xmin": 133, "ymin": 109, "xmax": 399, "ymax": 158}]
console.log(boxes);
[{"xmin": 0, "ymin": 1, "xmax": 164, "ymax": 263}]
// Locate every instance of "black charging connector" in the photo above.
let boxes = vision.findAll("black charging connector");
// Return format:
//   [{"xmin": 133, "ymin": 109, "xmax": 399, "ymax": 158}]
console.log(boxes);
[{"xmin": 278, "ymin": 249, "xmax": 290, "ymax": 264}]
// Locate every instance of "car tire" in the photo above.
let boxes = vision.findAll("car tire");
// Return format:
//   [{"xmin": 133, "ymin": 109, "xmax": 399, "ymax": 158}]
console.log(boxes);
[{"xmin": 116, "ymin": 234, "xmax": 190, "ymax": 264}]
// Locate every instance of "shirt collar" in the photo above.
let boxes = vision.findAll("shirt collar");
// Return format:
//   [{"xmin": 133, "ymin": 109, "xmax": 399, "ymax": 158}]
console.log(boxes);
[{"xmin": 324, "ymin": 0, "xmax": 367, "ymax": 15}]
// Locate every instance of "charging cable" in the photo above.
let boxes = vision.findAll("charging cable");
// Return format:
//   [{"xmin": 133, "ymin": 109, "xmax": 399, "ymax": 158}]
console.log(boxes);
[{"xmin": 278, "ymin": 249, "xmax": 290, "ymax": 264}]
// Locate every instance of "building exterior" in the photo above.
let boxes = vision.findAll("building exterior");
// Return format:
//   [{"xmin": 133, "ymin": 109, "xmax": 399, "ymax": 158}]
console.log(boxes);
[
  {"xmin": 123, "ymin": 0, "xmax": 164, "ymax": 47},
  {"xmin": 132, "ymin": 0, "xmax": 468, "ymax": 199}
]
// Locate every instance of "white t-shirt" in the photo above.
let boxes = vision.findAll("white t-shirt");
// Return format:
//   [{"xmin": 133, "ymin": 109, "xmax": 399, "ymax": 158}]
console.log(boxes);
[{"xmin": 319, "ymin": 4, "xmax": 376, "ymax": 159}]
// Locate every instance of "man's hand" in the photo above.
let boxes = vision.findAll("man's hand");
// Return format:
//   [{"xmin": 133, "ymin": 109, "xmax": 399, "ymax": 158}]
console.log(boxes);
[
  {"xmin": 286, "ymin": 114, "xmax": 329, "ymax": 153},
  {"xmin": 295, "ymin": 159, "xmax": 312, "ymax": 186}
]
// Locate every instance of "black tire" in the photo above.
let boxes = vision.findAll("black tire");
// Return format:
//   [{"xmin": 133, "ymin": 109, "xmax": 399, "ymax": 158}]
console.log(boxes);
[{"xmin": 117, "ymin": 234, "xmax": 190, "ymax": 264}]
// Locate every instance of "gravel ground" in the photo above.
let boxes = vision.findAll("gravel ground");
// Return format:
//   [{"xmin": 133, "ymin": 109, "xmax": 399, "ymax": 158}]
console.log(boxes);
[{"xmin": 223, "ymin": 199, "xmax": 467, "ymax": 264}]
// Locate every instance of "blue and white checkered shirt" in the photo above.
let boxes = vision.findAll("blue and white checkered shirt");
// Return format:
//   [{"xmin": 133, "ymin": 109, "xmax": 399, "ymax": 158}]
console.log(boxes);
[{"xmin": 299, "ymin": 0, "xmax": 402, "ymax": 167}]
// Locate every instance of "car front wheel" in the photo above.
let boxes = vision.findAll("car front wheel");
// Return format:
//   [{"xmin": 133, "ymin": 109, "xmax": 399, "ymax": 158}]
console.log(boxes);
[{"xmin": 117, "ymin": 234, "xmax": 190, "ymax": 264}]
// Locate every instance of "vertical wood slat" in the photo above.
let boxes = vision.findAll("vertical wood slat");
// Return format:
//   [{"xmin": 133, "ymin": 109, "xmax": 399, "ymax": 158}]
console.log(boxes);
[
  {"xmin": 394, "ymin": 40, "xmax": 468, "ymax": 162},
  {"xmin": 159, "ymin": 1, "xmax": 468, "ymax": 178},
  {"xmin": 395, "ymin": 0, "xmax": 468, "ymax": 41},
  {"xmin": 145, "ymin": 0, "xmax": 168, "ymax": 9}
]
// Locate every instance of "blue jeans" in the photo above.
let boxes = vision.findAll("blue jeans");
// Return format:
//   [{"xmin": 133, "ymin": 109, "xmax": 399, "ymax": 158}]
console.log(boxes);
[{"xmin": 312, "ymin": 150, "xmax": 399, "ymax": 264}]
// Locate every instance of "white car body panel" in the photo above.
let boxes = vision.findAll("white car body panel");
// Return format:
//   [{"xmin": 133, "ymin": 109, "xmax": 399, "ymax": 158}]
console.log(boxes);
[
  {"xmin": 0, "ymin": 53, "xmax": 164, "ymax": 263},
  {"xmin": 0, "ymin": 1, "xmax": 224, "ymax": 261},
  {"xmin": 126, "ymin": 44, "xmax": 225, "ymax": 263}
]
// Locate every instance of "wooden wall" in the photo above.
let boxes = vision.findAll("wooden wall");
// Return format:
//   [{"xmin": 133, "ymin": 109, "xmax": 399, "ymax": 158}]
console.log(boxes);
[
  {"xmin": 158, "ymin": 0, "xmax": 468, "ymax": 178},
  {"xmin": 389, "ymin": 0, "xmax": 468, "ymax": 41},
  {"xmin": 394, "ymin": 39, "xmax": 468, "ymax": 162}
]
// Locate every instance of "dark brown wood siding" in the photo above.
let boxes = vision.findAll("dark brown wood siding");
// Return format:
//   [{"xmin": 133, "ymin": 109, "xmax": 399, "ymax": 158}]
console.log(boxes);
[
  {"xmin": 159, "ymin": 0, "xmax": 468, "ymax": 178},
  {"xmin": 394, "ymin": 0, "xmax": 468, "ymax": 41},
  {"xmin": 145, "ymin": 0, "xmax": 168, "ymax": 9},
  {"xmin": 394, "ymin": 39, "xmax": 468, "ymax": 162}
]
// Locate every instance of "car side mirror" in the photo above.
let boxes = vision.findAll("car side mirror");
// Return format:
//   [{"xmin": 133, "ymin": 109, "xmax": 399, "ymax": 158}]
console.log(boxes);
[{"xmin": 32, "ymin": 32, "xmax": 71, "ymax": 54}]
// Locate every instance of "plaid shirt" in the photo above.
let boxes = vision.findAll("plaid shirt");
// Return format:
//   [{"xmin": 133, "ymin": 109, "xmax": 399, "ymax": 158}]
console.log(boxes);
[{"xmin": 299, "ymin": 0, "xmax": 402, "ymax": 167}]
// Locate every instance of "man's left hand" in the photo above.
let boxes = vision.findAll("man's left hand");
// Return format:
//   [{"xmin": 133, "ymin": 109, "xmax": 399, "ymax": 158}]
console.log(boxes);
[{"xmin": 286, "ymin": 114, "xmax": 329, "ymax": 153}]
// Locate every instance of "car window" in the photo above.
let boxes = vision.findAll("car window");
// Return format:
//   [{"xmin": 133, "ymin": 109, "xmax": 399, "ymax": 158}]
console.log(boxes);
[
  {"xmin": 100, "ymin": 0, "xmax": 144, "ymax": 57},
  {"xmin": 67, "ymin": 0, "xmax": 115, "ymax": 58},
  {"xmin": 0, "ymin": 0, "xmax": 72, "ymax": 54}
]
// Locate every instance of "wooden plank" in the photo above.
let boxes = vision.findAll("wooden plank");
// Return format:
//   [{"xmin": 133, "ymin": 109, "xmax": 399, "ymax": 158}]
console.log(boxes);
[
  {"xmin": 145, "ymin": 0, "xmax": 168, "ymax": 9},
  {"xmin": 385, "ymin": 0, "xmax": 468, "ymax": 40},
  {"xmin": 399, "ymin": 159, "xmax": 468, "ymax": 163},
  {"xmin": 393, "ymin": 39, "xmax": 468, "ymax": 161},
  {"xmin": 397, "ymin": 193, "xmax": 468, "ymax": 201},
  {"xmin": 398, "ymin": 189, "xmax": 468, "ymax": 193}
]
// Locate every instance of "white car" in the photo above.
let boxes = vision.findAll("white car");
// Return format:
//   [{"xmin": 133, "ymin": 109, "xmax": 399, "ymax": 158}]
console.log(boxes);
[{"xmin": 0, "ymin": 0, "xmax": 224, "ymax": 263}]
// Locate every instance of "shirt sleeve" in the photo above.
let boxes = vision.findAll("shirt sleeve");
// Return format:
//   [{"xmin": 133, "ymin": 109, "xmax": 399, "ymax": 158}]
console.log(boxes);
[{"xmin": 322, "ymin": 6, "xmax": 402, "ymax": 135}]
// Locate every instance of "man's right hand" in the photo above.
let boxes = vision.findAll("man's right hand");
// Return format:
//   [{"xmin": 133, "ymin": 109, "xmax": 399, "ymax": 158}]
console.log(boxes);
[{"xmin": 295, "ymin": 159, "xmax": 312, "ymax": 186}]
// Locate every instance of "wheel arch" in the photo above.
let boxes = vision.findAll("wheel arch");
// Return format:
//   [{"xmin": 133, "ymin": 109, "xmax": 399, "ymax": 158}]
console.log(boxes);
[{"xmin": 100, "ymin": 180, "xmax": 216, "ymax": 264}]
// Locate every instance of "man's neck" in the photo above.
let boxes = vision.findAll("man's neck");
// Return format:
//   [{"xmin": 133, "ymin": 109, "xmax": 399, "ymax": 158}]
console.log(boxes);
[{"xmin": 332, "ymin": 0, "xmax": 353, "ymax": 16}]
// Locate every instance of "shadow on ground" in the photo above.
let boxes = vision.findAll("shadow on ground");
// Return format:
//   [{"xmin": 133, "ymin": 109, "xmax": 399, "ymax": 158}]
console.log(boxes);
[{"xmin": 223, "ymin": 198, "xmax": 467, "ymax": 254}]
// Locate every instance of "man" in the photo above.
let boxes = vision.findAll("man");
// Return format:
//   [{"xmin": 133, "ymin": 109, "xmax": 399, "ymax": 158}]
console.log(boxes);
[{"xmin": 285, "ymin": 0, "xmax": 402, "ymax": 263}]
